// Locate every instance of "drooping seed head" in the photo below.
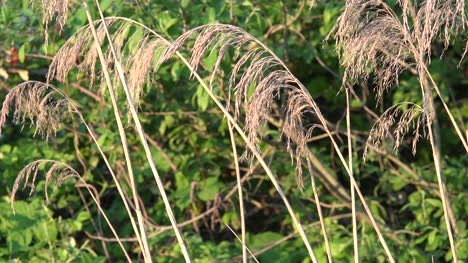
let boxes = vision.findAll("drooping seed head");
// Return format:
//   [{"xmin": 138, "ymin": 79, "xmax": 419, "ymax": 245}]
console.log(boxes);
[{"xmin": 0, "ymin": 81, "xmax": 70, "ymax": 141}]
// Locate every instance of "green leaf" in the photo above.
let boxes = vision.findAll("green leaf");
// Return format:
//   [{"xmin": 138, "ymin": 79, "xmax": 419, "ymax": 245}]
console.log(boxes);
[
  {"xmin": 222, "ymin": 212, "xmax": 239, "ymax": 229},
  {"xmin": 389, "ymin": 175, "xmax": 408, "ymax": 191},
  {"xmin": 7, "ymin": 229, "xmax": 33, "ymax": 253},
  {"xmin": 196, "ymin": 85, "xmax": 210, "ymax": 111},
  {"xmin": 251, "ymin": 232, "xmax": 283, "ymax": 249},
  {"xmin": 18, "ymin": 44, "xmax": 25, "ymax": 63},
  {"xmin": 100, "ymin": 0, "xmax": 112, "ymax": 11},
  {"xmin": 34, "ymin": 219, "xmax": 57, "ymax": 242},
  {"xmin": 76, "ymin": 211, "xmax": 91, "ymax": 222},
  {"xmin": 181, "ymin": 0, "xmax": 190, "ymax": 8},
  {"xmin": 198, "ymin": 177, "xmax": 222, "ymax": 201}
]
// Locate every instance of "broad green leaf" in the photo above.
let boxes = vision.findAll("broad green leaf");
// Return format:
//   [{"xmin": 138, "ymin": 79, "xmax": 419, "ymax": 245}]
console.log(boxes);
[{"xmin": 198, "ymin": 177, "xmax": 223, "ymax": 201}]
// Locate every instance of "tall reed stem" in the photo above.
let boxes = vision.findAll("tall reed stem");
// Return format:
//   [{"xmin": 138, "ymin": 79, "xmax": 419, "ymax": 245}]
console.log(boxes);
[
  {"xmin": 90, "ymin": 3, "xmax": 192, "ymax": 262},
  {"xmin": 227, "ymin": 121, "xmax": 247, "ymax": 263},
  {"xmin": 421, "ymin": 76, "xmax": 458, "ymax": 263},
  {"xmin": 346, "ymin": 88, "xmax": 358, "ymax": 263},
  {"xmin": 424, "ymin": 67, "xmax": 468, "ymax": 152},
  {"xmin": 82, "ymin": 4, "xmax": 152, "ymax": 261},
  {"xmin": 306, "ymin": 158, "xmax": 333, "ymax": 263}
]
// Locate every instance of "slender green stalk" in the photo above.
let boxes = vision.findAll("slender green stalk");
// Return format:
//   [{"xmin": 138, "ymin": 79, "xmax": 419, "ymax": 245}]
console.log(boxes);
[
  {"xmin": 424, "ymin": 67, "xmax": 468, "ymax": 152},
  {"xmin": 346, "ymin": 88, "xmax": 358, "ymax": 263},
  {"xmin": 306, "ymin": 158, "xmax": 333, "ymax": 263},
  {"xmin": 91, "ymin": 3, "xmax": 191, "ymax": 262},
  {"xmin": 82, "ymin": 4, "xmax": 152, "ymax": 261},
  {"xmin": 421, "ymin": 76, "xmax": 458, "ymax": 263},
  {"xmin": 227, "ymin": 121, "xmax": 247, "ymax": 263}
]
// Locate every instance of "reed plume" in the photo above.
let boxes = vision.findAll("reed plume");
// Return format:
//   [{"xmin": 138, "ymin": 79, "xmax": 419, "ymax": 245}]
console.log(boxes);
[
  {"xmin": 0, "ymin": 81, "xmax": 70, "ymax": 141},
  {"xmin": 364, "ymin": 102, "xmax": 424, "ymax": 158},
  {"xmin": 11, "ymin": 159, "xmax": 79, "ymax": 208},
  {"xmin": 31, "ymin": 0, "xmax": 70, "ymax": 47},
  {"xmin": 333, "ymin": 0, "xmax": 466, "ymax": 103},
  {"xmin": 10, "ymin": 159, "xmax": 132, "ymax": 262},
  {"xmin": 47, "ymin": 19, "xmax": 168, "ymax": 113},
  {"xmin": 157, "ymin": 24, "xmax": 327, "ymax": 186}
]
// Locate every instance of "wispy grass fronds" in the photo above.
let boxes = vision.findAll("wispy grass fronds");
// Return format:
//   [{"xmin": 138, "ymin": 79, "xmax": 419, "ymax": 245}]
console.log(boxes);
[
  {"xmin": 31, "ymin": 0, "xmax": 70, "ymax": 47},
  {"xmin": 158, "ymin": 24, "xmax": 325, "ymax": 186},
  {"xmin": 47, "ymin": 19, "xmax": 167, "ymax": 113},
  {"xmin": 333, "ymin": 0, "xmax": 467, "ymax": 102},
  {"xmin": 33, "ymin": 0, "xmax": 70, "ymax": 31},
  {"xmin": 125, "ymin": 37, "xmax": 167, "ymax": 107},
  {"xmin": 0, "ymin": 81, "xmax": 70, "ymax": 140},
  {"xmin": 11, "ymin": 159, "xmax": 132, "ymax": 262},
  {"xmin": 47, "ymin": 20, "xmax": 111, "ymax": 84},
  {"xmin": 332, "ymin": 0, "xmax": 412, "ymax": 101},
  {"xmin": 398, "ymin": 0, "xmax": 466, "ymax": 53},
  {"xmin": 11, "ymin": 159, "xmax": 78, "ymax": 207},
  {"xmin": 365, "ymin": 102, "xmax": 424, "ymax": 158}
]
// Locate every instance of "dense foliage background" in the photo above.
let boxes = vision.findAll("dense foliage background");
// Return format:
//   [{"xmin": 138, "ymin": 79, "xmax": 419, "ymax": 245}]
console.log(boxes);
[{"xmin": 0, "ymin": 0, "xmax": 467, "ymax": 262}]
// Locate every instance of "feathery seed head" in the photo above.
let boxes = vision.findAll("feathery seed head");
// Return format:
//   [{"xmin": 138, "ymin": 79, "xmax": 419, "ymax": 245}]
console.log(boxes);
[
  {"xmin": 11, "ymin": 159, "xmax": 79, "ymax": 211},
  {"xmin": 156, "ymin": 24, "xmax": 327, "ymax": 186},
  {"xmin": 364, "ymin": 102, "xmax": 425, "ymax": 158},
  {"xmin": 0, "ymin": 81, "xmax": 70, "ymax": 141},
  {"xmin": 333, "ymin": 0, "xmax": 466, "ymax": 101}
]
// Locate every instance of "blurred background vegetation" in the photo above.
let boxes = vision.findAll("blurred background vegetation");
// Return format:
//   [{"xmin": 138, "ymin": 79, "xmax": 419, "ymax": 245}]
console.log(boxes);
[{"xmin": 0, "ymin": 0, "xmax": 467, "ymax": 262}]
